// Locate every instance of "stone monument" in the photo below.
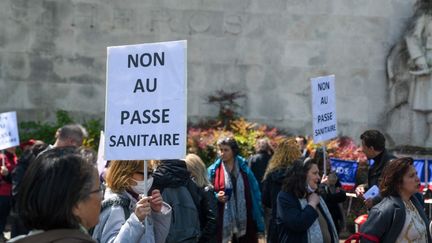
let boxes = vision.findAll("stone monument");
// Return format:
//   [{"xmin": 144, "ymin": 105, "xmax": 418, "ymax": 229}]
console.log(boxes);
[{"xmin": 387, "ymin": 0, "xmax": 432, "ymax": 147}]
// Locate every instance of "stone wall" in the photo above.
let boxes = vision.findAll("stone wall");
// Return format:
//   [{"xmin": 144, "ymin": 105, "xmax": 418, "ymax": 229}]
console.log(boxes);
[{"xmin": 0, "ymin": 0, "xmax": 419, "ymax": 146}]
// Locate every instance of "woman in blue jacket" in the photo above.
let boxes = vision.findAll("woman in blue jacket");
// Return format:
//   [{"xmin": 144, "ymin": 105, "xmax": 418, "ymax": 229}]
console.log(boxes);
[
  {"xmin": 208, "ymin": 137, "xmax": 264, "ymax": 243},
  {"xmin": 277, "ymin": 158, "xmax": 338, "ymax": 243}
]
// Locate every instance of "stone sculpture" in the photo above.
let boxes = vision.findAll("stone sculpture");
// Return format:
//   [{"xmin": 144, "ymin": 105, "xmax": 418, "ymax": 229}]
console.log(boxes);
[{"xmin": 387, "ymin": 0, "xmax": 432, "ymax": 147}]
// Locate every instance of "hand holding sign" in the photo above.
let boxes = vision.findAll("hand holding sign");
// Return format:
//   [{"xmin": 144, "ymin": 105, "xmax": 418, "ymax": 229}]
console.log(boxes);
[
  {"xmin": 363, "ymin": 185, "xmax": 379, "ymax": 200},
  {"xmin": 0, "ymin": 165, "xmax": 8, "ymax": 176}
]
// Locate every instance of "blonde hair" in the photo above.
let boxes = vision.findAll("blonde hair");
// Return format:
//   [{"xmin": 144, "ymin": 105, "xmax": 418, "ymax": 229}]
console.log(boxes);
[
  {"xmin": 106, "ymin": 160, "xmax": 145, "ymax": 193},
  {"xmin": 185, "ymin": 154, "xmax": 211, "ymax": 188},
  {"xmin": 263, "ymin": 138, "xmax": 302, "ymax": 180}
]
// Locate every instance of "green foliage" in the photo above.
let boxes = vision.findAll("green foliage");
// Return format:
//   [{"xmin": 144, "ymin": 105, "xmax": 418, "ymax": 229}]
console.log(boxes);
[
  {"xmin": 19, "ymin": 110, "xmax": 102, "ymax": 150},
  {"xmin": 187, "ymin": 118, "xmax": 286, "ymax": 166}
]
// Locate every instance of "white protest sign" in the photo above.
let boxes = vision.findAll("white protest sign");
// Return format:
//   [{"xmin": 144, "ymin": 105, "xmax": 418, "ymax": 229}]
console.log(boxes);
[
  {"xmin": 0, "ymin": 111, "xmax": 20, "ymax": 150},
  {"xmin": 311, "ymin": 75, "xmax": 337, "ymax": 143},
  {"xmin": 105, "ymin": 40, "xmax": 187, "ymax": 160}
]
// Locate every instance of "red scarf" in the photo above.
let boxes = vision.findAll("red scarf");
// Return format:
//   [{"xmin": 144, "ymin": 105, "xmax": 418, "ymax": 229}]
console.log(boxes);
[{"xmin": 213, "ymin": 162, "xmax": 258, "ymax": 243}]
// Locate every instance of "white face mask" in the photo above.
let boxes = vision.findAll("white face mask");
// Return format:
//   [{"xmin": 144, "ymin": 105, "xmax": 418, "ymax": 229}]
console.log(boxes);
[
  {"xmin": 306, "ymin": 184, "xmax": 316, "ymax": 193},
  {"xmin": 131, "ymin": 176, "xmax": 154, "ymax": 195}
]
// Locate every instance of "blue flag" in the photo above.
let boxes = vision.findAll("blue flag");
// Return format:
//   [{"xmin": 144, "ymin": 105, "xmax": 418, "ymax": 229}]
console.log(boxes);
[
  {"xmin": 413, "ymin": 159, "xmax": 432, "ymax": 190},
  {"xmin": 330, "ymin": 158, "xmax": 358, "ymax": 191}
]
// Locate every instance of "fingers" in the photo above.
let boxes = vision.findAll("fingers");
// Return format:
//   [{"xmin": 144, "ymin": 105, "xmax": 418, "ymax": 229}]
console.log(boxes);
[
  {"xmin": 135, "ymin": 198, "xmax": 152, "ymax": 221},
  {"xmin": 217, "ymin": 191, "xmax": 226, "ymax": 203},
  {"xmin": 149, "ymin": 189, "xmax": 163, "ymax": 212},
  {"xmin": 151, "ymin": 189, "xmax": 162, "ymax": 201}
]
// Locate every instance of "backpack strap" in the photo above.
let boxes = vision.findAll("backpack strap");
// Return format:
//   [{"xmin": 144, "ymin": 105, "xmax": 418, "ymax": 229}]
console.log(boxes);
[{"xmin": 101, "ymin": 195, "xmax": 132, "ymax": 219}]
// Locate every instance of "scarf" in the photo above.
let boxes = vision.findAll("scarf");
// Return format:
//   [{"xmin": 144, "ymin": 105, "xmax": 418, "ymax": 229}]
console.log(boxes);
[
  {"xmin": 216, "ymin": 161, "xmax": 247, "ymax": 242},
  {"xmin": 298, "ymin": 197, "xmax": 339, "ymax": 243}
]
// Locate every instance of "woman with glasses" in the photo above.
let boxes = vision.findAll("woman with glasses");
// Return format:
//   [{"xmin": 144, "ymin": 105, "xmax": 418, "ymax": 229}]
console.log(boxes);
[
  {"xmin": 92, "ymin": 160, "xmax": 171, "ymax": 243},
  {"xmin": 8, "ymin": 147, "xmax": 100, "ymax": 243},
  {"xmin": 207, "ymin": 137, "xmax": 264, "ymax": 243},
  {"xmin": 277, "ymin": 159, "xmax": 338, "ymax": 243},
  {"xmin": 360, "ymin": 157, "xmax": 431, "ymax": 242}
]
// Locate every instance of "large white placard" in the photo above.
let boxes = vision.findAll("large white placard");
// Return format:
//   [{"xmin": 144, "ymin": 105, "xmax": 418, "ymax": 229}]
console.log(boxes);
[
  {"xmin": 0, "ymin": 111, "xmax": 20, "ymax": 150},
  {"xmin": 311, "ymin": 75, "xmax": 337, "ymax": 143},
  {"xmin": 105, "ymin": 40, "xmax": 187, "ymax": 160}
]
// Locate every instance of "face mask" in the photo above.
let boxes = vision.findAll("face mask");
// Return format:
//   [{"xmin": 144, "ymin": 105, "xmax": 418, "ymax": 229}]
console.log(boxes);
[
  {"xmin": 131, "ymin": 176, "xmax": 154, "ymax": 195},
  {"xmin": 306, "ymin": 184, "xmax": 315, "ymax": 193}
]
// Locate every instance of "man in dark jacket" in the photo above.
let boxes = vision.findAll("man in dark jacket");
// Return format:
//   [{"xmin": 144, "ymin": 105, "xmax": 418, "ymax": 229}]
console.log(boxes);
[
  {"xmin": 248, "ymin": 138, "xmax": 273, "ymax": 191},
  {"xmin": 355, "ymin": 130, "xmax": 395, "ymax": 208}
]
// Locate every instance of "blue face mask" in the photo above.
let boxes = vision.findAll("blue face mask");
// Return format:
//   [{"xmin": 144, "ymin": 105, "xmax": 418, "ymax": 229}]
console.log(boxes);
[{"xmin": 131, "ymin": 176, "xmax": 153, "ymax": 195}]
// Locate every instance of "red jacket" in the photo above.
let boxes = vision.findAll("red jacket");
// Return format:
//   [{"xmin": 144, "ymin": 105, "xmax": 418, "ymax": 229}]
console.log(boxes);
[{"xmin": 0, "ymin": 151, "xmax": 17, "ymax": 196}]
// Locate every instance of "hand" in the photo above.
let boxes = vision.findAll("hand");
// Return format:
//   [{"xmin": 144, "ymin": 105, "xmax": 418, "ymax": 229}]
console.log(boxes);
[
  {"xmin": 364, "ymin": 198, "xmax": 374, "ymax": 209},
  {"xmin": 0, "ymin": 166, "xmax": 8, "ymax": 176},
  {"xmin": 150, "ymin": 189, "xmax": 163, "ymax": 212},
  {"xmin": 307, "ymin": 192, "xmax": 320, "ymax": 209},
  {"xmin": 355, "ymin": 186, "xmax": 365, "ymax": 199},
  {"xmin": 217, "ymin": 191, "xmax": 227, "ymax": 203},
  {"xmin": 327, "ymin": 173, "xmax": 337, "ymax": 186},
  {"xmin": 135, "ymin": 196, "xmax": 152, "ymax": 221},
  {"xmin": 321, "ymin": 175, "xmax": 329, "ymax": 185}
]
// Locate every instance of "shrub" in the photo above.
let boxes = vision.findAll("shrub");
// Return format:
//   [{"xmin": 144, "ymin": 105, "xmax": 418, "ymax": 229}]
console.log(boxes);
[
  {"xmin": 19, "ymin": 110, "xmax": 102, "ymax": 151},
  {"xmin": 187, "ymin": 118, "xmax": 286, "ymax": 166}
]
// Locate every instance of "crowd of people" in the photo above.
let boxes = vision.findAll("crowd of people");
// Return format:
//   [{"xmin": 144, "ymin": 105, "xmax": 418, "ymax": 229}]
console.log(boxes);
[{"xmin": 0, "ymin": 125, "xmax": 431, "ymax": 243}]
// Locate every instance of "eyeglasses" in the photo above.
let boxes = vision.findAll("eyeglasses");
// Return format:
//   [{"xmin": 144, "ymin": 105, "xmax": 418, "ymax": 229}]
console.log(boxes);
[
  {"xmin": 89, "ymin": 184, "xmax": 104, "ymax": 197},
  {"xmin": 134, "ymin": 171, "xmax": 153, "ymax": 177}
]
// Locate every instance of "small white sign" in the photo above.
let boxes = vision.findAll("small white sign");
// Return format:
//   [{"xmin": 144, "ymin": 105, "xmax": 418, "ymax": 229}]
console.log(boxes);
[
  {"xmin": 311, "ymin": 75, "xmax": 337, "ymax": 143},
  {"xmin": 105, "ymin": 40, "xmax": 187, "ymax": 160},
  {"xmin": 0, "ymin": 111, "xmax": 20, "ymax": 150}
]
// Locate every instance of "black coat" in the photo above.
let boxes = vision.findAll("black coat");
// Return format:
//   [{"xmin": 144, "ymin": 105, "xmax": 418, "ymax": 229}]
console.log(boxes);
[
  {"xmin": 151, "ymin": 160, "xmax": 216, "ymax": 242},
  {"xmin": 198, "ymin": 185, "xmax": 217, "ymax": 243},
  {"xmin": 276, "ymin": 191, "xmax": 337, "ymax": 243},
  {"xmin": 319, "ymin": 179, "xmax": 346, "ymax": 233},
  {"xmin": 248, "ymin": 152, "xmax": 271, "ymax": 189},
  {"xmin": 262, "ymin": 168, "xmax": 285, "ymax": 243},
  {"xmin": 360, "ymin": 195, "xmax": 431, "ymax": 243},
  {"xmin": 367, "ymin": 150, "xmax": 396, "ymax": 189}
]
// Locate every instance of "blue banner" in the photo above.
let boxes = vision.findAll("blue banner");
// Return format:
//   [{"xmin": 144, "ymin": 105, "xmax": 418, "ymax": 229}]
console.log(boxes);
[
  {"xmin": 413, "ymin": 159, "xmax": 432, "ymax": 183},
  {"xmin": 330, "ymin": 158, "xmax": 358, "ymax": 190}
]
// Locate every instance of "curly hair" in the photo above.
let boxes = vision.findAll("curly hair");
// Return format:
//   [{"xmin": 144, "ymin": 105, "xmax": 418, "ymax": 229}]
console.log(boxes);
[
  {"xmin": 379, "ymin": 157, "xmax": 414, "ymax": 197},
  {"xmin": 281, "ymin": 158, "xmax": 315, "ymax": 198},
  {"xmin": 217, "ymin": 136, "xmax": 240, "ymax": 156},
  {"xmin": 263, "ymin": 138, "xmax": 302, "ymax": 180}
]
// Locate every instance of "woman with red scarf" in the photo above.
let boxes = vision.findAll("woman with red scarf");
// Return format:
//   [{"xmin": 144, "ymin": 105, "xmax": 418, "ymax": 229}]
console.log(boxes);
[{"xmin": 207, "ymin": 137, "xmax": 264, "ymax": 243}]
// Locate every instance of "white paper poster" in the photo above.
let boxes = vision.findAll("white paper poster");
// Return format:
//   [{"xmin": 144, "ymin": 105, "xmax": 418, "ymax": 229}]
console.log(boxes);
[
  {"xmin": 0, "ymin": 111, "xmax": 20, "ymax": 150},
  {"xmin": 105, "ymin": 40, "xmax": 187, "ymax": 160},
  {"xmin": 311, "ymin": 75, "xmax": 337, "ymax": 143}
]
